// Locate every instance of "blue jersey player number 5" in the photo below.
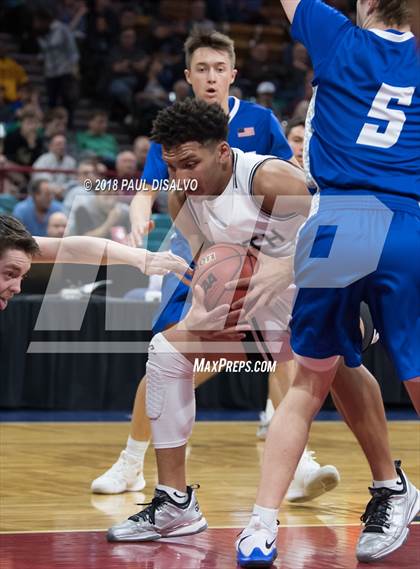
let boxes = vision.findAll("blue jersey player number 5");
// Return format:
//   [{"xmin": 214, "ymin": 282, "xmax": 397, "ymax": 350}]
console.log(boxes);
[{"xmin": 357, "ymin": 83, "xmax": 415, "ymax": 149}]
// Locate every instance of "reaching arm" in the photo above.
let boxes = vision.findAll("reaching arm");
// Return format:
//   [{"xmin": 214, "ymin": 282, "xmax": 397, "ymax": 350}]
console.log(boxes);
[
  {"xmin": 280, "ymin": 0, "xmax": 302, "ymax": 23},
  {"xmin": 129, "ymin": 185, "xmax": 158, "ymax": 246},
  {"xmin": 129, "ymin": 141, "xmax": 169, "ymax": 246},
  {"xmin": 33, "ymin": 236, "xmax": 191, "ymax": 279}
]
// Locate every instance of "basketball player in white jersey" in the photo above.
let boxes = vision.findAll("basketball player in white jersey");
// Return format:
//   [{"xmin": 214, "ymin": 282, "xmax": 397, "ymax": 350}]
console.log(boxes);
[
  {"xmin": 107, "ymin": 98, "xmax": 401, "ymax": 543},
  {"xmin": 92, "ymin": 28, "xmax": 339, "ymax": 503}
]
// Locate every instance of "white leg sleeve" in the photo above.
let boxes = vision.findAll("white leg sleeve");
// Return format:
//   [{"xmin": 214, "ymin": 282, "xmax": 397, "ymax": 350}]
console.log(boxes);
[{"xmin": 146, "ymin": 333, "xmax": 195, "ymax": 449}]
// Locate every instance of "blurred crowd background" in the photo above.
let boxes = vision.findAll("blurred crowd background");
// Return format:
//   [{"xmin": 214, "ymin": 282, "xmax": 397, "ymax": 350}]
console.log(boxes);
[{"xmin": 0, "ymin": 0, "xmax": 360, "ymax": 244}]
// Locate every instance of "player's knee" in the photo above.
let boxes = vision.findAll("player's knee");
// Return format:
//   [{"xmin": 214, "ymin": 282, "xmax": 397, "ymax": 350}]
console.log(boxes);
[
  {"xmin": 294, "ymin": 353, "xmax": 340, "ymax": 372},
  {"xmin": 146, "ymin": 333, "xmax": 195, "ymax": 448}
]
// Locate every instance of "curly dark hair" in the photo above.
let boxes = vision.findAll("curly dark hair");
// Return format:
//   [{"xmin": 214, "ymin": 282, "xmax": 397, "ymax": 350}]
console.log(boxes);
[
  {"xmin": 0, "ymin": 215, "xmax": 40, "ymax": 259},
  {"xmin": 377, "ymin": 0, "xmax": 411, "ymax": 26},
  {"xmin": 150, "ymin": 98, "xmax": 229, "ymax": 149}
]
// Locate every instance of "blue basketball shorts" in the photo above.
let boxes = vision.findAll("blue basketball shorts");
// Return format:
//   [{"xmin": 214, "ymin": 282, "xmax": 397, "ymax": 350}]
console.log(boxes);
[{"xmin": 290, "ymin": 193, "xmax": 420, "ymax": 381}]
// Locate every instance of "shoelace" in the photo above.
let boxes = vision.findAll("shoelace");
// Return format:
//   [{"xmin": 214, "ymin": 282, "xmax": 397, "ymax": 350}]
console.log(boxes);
[
  {"xmin": 360, "ymin": 487, "xmax": 393, "ymax": 533},
  {"xmin": 129, "ymin": 492, "xmax": 169, "ymax": 525},
  {"xmin": 129, "ymin": 484, "xmax": 199, "ymax": 525}
]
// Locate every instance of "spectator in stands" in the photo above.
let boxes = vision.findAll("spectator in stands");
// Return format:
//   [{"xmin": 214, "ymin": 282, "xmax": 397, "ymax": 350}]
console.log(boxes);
[
  {"xmin": 43, "ymin": 107, "xmax": 69, "ymax": 139},
  {"xmin": 292, "ymin": 99, "xmax": 310, "ymax": 119},
  {"xmin": 230, "ymin": 85, "xmax": 243, "ymax": 99},
  {"xmin": 62, "ymin": 159, "xmax": 98, "ymax": 214},
  {"xmin": 256, "ymin": 81, "xmax": 282, "ymax": 117},
  {"xmin": 108, "ymin": 28, "xmax": 149, "ymax": 115},
  {"xmin": 0, "ymin": 43, "xmax": 28, "ymax": 102},
  {"xmin": 285, "ymin": 116, "xmax": 304, "ymax": 168},
  {"xmin": 83, "ymin": 10, "xmax": 115, "ymax": 99},
  {"xmin": 4, "ymin": 108, "xmax": 44, "ymax": 167},
  {"xmin": 133, "ymin": 137, "xmax": 150, "ymax": 173},
  {"xmin": 67, "ymin": 189, "xmax": 130, "ymax": 240},
  {"xmin": 0, "ymin": 127, "xmax": 19, "ymax": 214},
  {"xmin": 12, "ymin": 82, "xmax": 42, "ymax": 119},
  {"xmin": 142, "ymin": 57, "xmax": 169, "ymax": 101},
  {"xmin": 188, "ymin": 1, "xmax": 214, "ymax": 32},
  {"xmin": 115, "ymin": 151, "xmax": 137, "ymax": 180},
  {"xmin": 147, "ymin": 21, "xmax": 185, "ymax": 55},
  {"xmin": 119, "ymin": 6, "xmax": 139, "ymax": 31},
  {"xmin": 0, "ymin": 85, "xmax": 16, "ymax": 124},
  {"xmin": 241, "ymin": 42, "xmax": 285, "ymax": 96},
  {"xmin": 33, "ymin": 9, "xmax": 79, "ymax": 128},
  {"xmin": 57, "ymin": 0, "xmax": 88, "ymax": 42},
  {"xmin": 47, "ymin": 211, "xmax": 68, "ymax": 238},
  {"xmin": 171, "ymin": 79, "xmax": 191, "ymax": 102},
  {"xmin": 76, "ymin": 110, "xmax": 118, "ymax": 163},
  {"xmin": 86, "ymin": 0, "xmax": 119, "ymax": 40},
  {"xmin": 115, "ymin": 150, "xmax": 138, "ymax": 201},
  {"xmin": 290, "ymin": 68, "xmax": 313, "ymax": 119},
  {"xmin": 32, "ymin": 133, "xmax": 76, "ymax": 189},
  {"xmin": 12, "ymin": 179, "xmax": 63, "ymax": 236}
]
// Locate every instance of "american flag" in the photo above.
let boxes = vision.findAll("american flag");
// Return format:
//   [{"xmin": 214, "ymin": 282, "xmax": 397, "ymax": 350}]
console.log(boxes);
[{"xmin": 238, "ymin": 127, "xmax": 255, "ymax": 137}]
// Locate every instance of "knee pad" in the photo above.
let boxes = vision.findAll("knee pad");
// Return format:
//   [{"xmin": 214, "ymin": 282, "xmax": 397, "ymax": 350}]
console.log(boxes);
[
  {"xmin": 146, "ymin": 333, "xmax": 194, "ymax": 449},
  {"xmin": 294, "ymin": 353, "xmax": 340, "ymax": 372}
]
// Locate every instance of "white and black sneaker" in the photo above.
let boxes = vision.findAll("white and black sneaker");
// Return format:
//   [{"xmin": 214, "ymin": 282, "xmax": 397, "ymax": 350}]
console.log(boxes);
[
  {"xmin": 107, "ymin": 485, "xmax": 208, "ymax": 542},
  {"xmin": 356, "ymin": 460, "xmax": 420, "ymax": 563}
]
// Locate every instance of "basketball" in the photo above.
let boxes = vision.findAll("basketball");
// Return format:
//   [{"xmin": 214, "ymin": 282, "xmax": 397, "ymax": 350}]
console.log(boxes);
[{"xmin": 192, "ymin": 243, "xmax": 258, "ymax": 311}]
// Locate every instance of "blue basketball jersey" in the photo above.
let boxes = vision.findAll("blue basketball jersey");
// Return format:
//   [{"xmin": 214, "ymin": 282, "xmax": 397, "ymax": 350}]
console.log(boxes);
[
  {"xmin": 142, "ymin": 96, "xmax": 292, "ymax": 185},
  {"xmin": 292, "ymin": 0, "xmax": 420, "ymax": 199}
]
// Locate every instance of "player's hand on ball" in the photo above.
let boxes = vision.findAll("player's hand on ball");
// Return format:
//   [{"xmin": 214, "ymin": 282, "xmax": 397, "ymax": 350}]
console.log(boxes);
[
  {"xmin": 143, "ymin": 250, "xmax": 192, "ymax": 283},
  {"xmin": 227, "ymin": 253, "xmax": 294, "ymax": 321},
  {"xmin": 128, "ymin": 219, "xmax": 155, "ymax": 247},
  {"xmin": 184, "ymin": 286, "xmax": 250, "ymax": 340}
]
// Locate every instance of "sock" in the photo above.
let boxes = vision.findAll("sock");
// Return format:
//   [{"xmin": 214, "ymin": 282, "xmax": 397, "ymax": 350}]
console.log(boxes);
[
  {"xmin": 252, "ymin": 504, "xmax": 278, "ymax": 529},
  {"xmin": 125, "ymin": 436, "xmax": 149, "ymax": 463},
  {"xmin": 265, "ymin": 398, "xmax": 274, "ymax": 420},
  {"xmin": 373, "ymin": 477, "xmax": 402, "ymax": 491},
  {"xmin": 156, "ymin": 484, "xmax": 188, "ymax": 504}
]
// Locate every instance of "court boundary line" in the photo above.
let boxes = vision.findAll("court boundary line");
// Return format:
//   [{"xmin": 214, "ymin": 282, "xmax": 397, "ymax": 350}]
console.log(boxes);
[{"xmin": 0, "ymin": 523, "xmax": 362, "ymax": 535}]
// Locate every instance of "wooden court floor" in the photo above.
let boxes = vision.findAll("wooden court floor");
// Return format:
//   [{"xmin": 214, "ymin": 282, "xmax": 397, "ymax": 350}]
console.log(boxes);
[{"xmin": 1, "ymin": 420, "xmax": 419, "ymax": 568}]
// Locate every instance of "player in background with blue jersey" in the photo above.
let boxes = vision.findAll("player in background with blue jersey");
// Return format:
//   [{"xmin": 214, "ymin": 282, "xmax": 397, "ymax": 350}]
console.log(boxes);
[{"xmin": 237, "ymin": 1, "xmax": 420, "ymax": 566}]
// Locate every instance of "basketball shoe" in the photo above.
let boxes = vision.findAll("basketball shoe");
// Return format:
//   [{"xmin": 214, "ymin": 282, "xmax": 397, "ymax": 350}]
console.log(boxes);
[
  {"xmin": 107, "ymin": 485, "xmax": 207, "ymax": 541},
  {"xmin": 91, "ymin": 450, "xmax": 145, "ymax": 494},
  {"xmin": 285, "ymin": 450, "xmax": 340, "ymax": 502},
  {"xmin": 236, "ymin": 515, "xmax": 278, "ymax": 568},
  {"xmin": 356, "ymin": 460, "xmax": 420, "ymax": 562}
]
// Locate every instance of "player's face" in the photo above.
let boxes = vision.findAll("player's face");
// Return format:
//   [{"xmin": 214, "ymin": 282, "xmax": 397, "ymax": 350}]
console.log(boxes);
[
  {"xmin": 287, "ymin": 125, "xmax": 305, "ymax": 167},
  {"xmin": 0, "ymin": 249, "xmax": 31, "ymax": 311},
  {"xmin": 163, "ymin": 141, "xmax": 231, "ymax": 196},
  {"xmin": 185, "ymin": 48, "xmax": 237, "ymax": 108}
]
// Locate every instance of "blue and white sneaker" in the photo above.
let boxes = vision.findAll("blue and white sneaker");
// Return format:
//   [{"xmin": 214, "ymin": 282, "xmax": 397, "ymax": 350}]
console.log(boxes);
[{"xmin": 236, "ymin": 515, "xmax": 278, "ymax": 568}]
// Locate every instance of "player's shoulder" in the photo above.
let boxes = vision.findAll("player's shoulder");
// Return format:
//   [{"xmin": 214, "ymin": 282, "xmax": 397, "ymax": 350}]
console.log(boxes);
[{"xmin": 236, "ymin": 98, "xmax": 274, "ymax": 120}]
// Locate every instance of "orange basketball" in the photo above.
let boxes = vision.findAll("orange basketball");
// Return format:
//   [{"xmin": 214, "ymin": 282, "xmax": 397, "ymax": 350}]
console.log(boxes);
[{"xmin": 193, "ymin": 243, "xmax": 258, "ymax": 311}]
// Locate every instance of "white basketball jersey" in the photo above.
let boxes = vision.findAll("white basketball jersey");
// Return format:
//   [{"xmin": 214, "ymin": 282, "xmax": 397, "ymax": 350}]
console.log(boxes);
[{"xmin": 186, "ymin": 148, "xmax": 306, "ymax": 258}]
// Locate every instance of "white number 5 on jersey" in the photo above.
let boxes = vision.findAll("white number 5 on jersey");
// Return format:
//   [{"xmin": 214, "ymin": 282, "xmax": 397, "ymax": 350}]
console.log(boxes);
[{"xmin": 356, "ymin": 83, "xmax": 415, "ymax": 149}]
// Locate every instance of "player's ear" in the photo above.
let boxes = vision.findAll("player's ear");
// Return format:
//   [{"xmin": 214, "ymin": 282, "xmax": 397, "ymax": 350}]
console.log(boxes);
[
  {"xmin": 184, "ymin": 69, "xmax": 192, "ymax": 85},
  {"xmin": 368, "ymin": 0, "xmax": 378, "ymax": 15},
  {"xmin": 218, "ymin": 142, "xmax": 231, "ymax": 163},
  {"xmin": 230, "ymin": 68, "xmax": 238, "ymax": 84}
]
